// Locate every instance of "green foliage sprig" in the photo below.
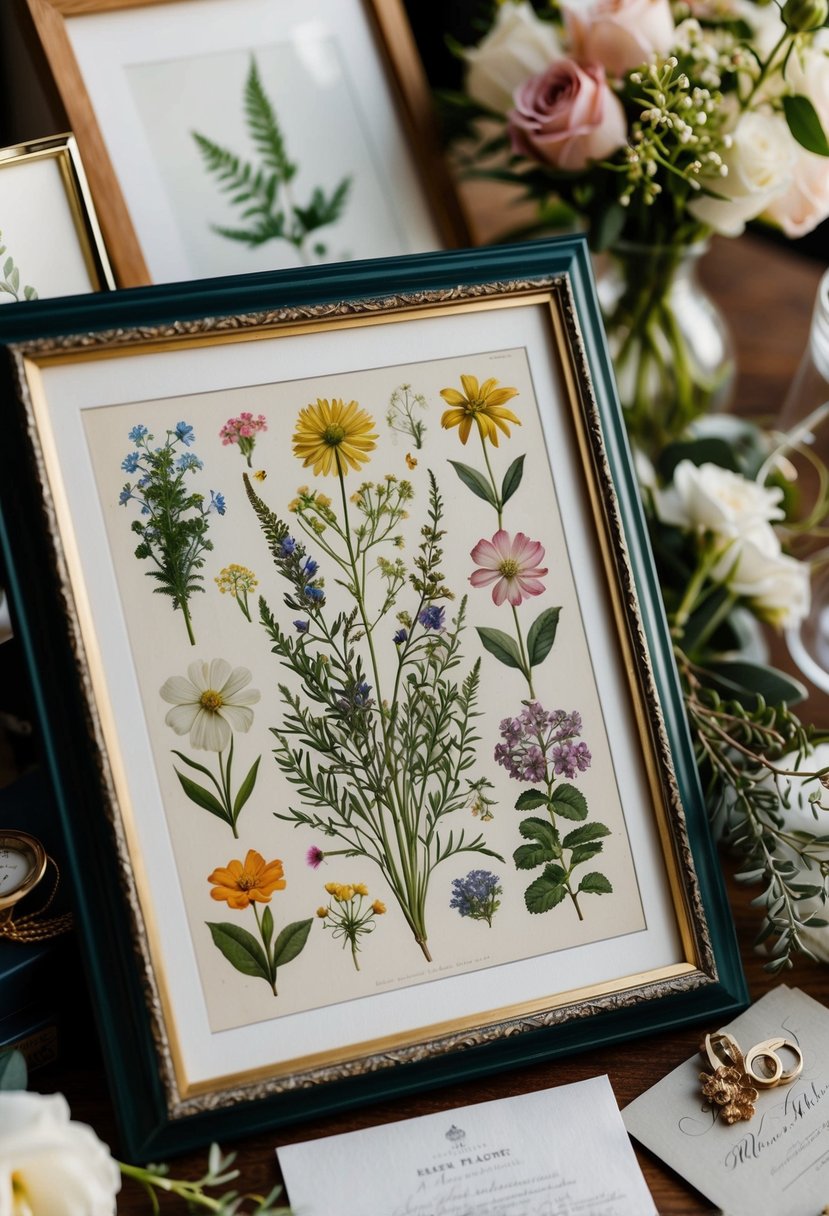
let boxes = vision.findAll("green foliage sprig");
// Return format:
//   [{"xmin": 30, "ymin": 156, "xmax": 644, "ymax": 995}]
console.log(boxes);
[
  {"xmin": 0, "ymin": 232, "xmax": 37, "ymax": 302},
  {"xmin": 194, "ymin": 59, "xmax": 351, "ymax": 260},
  {"xmin": 385, "ymin": 383, "xmax": 428, "ymax": 450},
  {"xmin": 649, "ymin": 424, "xmax": 829, "ymax": 969},
  {"xmin": 119, "ymin": 423, "xmax": 223, "ymax": 645},
  {"xmin": 681, "ymin": 656, "xmax": 829, "ymax": 971}
]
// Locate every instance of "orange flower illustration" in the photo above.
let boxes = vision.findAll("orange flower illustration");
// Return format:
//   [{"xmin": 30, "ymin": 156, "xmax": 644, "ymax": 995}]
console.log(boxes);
[{"xmin": 208, "ymin": 850, "xmax": 286, "ymax": 909}]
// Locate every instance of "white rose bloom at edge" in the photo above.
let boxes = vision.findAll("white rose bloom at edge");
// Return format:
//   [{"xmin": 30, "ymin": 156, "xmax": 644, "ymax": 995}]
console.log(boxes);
[
  {"xmin": 712, "ymin": 524, "xmax": 811, "ymax": 628},
  {"xmin": 464, "ymin": 1, "xmax": 562, "ymax": 114},
  {"xmin": 653, "ymin": 459, "xmax": 785, "ymax": 539},
  {"xmin": 0, "ymin": 1092, "xmax": 120, "ymax": 1215},
  {"xmin": 689, "ymin": 111, "xmax": 796, "ymax": 236}
]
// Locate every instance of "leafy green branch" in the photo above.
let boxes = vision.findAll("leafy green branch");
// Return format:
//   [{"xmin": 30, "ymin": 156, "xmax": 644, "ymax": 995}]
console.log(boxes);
[
  {"xmin": 0, "ymin": 233, "xmax": 37, "ymax": 302},
  {"xmin": 193, "ymin": 58, "xmax": 351, "ymax": 260},
  {"xmin": 680, "ymin": 654, "xmax": 829, "ymax": 972}
]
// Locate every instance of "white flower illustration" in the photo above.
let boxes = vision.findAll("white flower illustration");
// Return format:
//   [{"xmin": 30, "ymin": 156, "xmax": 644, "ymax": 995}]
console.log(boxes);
[{"xmin": 160, "ymin": 658, "xmax": 260, "ymax": 751}]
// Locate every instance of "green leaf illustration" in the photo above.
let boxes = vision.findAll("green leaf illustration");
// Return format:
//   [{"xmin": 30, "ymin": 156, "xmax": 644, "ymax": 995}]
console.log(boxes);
[
  {"xmin": 500, "ymin": 454, "xmax": 525, "ymax": 506},
  {"xmin": 527, "ymin": 606, "xmax": 561, "ymax": 668},
  {"xmin": 271, "ymin": 918, "xmax": 313, "ymax": 968},
  {"xmin": 515, "ymin": 788, "xmax": 548, "ymax": 810},
  {"xmin": 261, "ymin": 905, "xmax": 274, "ymax": 953},
  {"xmin": 448, "ymin": 460, "xmax": 498, "ymax": 507},
  {"xmin": 783, "ymin": 94, "xmax": 829, "ymax": 157},
  {"xmin": 173, "ymin": 769, "xmax": 229, "ymax": 822},
  {"xmin": 550, "ymin": 782, "xmax": 588, "ymax": 821},
  {"xmin": 518, "ymin": 816, "xmax": 559, "ymax": 850},
  {"xmin": 207, "ymin": 922, "xmax": 270, "ymax": 979},
  {"xmin": 524, "ymin": 864, "xmax": 568, "ymax": 913},
  {"xmin": 569, "ymin": 842, "xmax": 605, "ymax": 866},
  {"xmin": 476, "ymin": 626, "xmax": 523, "ymax": 669},
  {"xmin": 578, "ymin": 871, "xmax": 613, "ymax": 895},
  {"xmin": 233, "ymin": 754, "xmax": 262, "ymax": 820},
  {"xmin": 514, "ymin": 842, "xmax": 552, "ymax": 869},
  {"xmin": 562, "ymin": 823, "xmax": 611, "ymax": 847}
]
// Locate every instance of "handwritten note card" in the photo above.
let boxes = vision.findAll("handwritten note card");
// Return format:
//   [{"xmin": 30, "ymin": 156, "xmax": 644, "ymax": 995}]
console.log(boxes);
[
  {"xmin": 623, "ymin": 986, "xmax": 829, "ymax": 1216},
  {"xmin": 277, "ymin": 1075, "xmax": 656, "ymax": 1216}
]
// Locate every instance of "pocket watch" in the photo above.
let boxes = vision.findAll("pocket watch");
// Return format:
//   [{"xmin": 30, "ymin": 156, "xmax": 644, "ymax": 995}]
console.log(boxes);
[
  {"xmin": 0, "ymin": 830, "xmax": 72, "ymax": 941},
  {"xmin": 0, "ymin": 831, "xmax": 46, "ymax": 910}
]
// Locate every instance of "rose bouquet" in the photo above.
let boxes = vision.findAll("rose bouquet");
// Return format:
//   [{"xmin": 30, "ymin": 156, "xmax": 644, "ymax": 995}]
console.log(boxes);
[{"xmin": 448, "ymin": 0, "xmax": 829, "ymax": 451}]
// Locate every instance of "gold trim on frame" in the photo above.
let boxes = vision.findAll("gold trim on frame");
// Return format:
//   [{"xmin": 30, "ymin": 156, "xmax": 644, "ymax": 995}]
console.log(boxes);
[
  {"xmin": 0, "ymin": 133, "xmax": 115, "ymax": 294},
  {"xmin": 24, "ymin": 0, "xmax": 470, "ymax": 287},
  {"xmin": 12, "ymin": 276, "xmax": 715, "ymax": 1119}
]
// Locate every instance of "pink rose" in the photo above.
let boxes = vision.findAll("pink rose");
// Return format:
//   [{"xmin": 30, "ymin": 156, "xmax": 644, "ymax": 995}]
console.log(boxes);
[
  {"xmin": 764, "ymin": 148, "xmax": 829, "ymax": 238},
  {"xmin": 563, "ymin": 0, "xmax": 675, "ymax": 78},
  {"xmin": 508, "ymin": 59, "xmax": 627, "ymax": 172}
]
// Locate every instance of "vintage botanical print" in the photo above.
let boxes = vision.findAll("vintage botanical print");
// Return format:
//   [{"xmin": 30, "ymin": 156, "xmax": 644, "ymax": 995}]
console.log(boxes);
[{"xmin": 85, "ymin": 345, "xmax": 645, "ymax": 1033}]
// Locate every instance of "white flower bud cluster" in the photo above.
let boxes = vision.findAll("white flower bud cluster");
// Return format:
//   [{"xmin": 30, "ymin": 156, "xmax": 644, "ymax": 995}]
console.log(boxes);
[{"xmin": 620, "ymin": 55, "xmax": 728, "ymax": 206}]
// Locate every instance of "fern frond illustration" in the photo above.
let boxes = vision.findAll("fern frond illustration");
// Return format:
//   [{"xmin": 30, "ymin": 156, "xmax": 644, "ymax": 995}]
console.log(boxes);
[
  {"xmin": 0, "ymin": 233, "xmax": 38, "ymax": 302},
  {"xmin": 193, "ymin": 58, "xmax": 351, "ymax": 261}
]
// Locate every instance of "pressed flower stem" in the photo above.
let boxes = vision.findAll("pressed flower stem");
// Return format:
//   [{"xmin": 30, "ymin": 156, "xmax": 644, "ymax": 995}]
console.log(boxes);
[
  {"xmin": 479, "ymin": 431, "xmax": 503, "ymax": 527},
  {"xmin": 511, "ymin": 605, "xmax": 535, "ymax": 698},
  {"xmin": 544, "ymin": 777, "xmax": 583, "ymax": 921},
  {"xmin": 237, "ymin": 590, "xmax": 252, "ymax": 623},
  {"xmin": 335, "ymin": 459, "xmax": 432, "ymax": 962},
  {"xmin": 217, "ymin": 746, "xmax": 238, "ymax": 837},
  {"xmin": 253, "ymin": 903, "xmax": 277, "ymax": 995},
  {"xmin": 181, "ymin": 599, "xmax": 196, "ymax": 646}
]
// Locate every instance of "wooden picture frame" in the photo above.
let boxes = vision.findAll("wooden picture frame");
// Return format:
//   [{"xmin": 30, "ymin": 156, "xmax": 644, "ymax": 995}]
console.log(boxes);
[
  {"xmin": 24, "ymin": 0, "xmax": 469, "ymax": 287},
  {"xmin": 0, "ymin": 237, "xmax": 746, "ymax": 1159},
  {"xmin": 0, "ymin": 133, "xmax": 114, "ymax": 301}
]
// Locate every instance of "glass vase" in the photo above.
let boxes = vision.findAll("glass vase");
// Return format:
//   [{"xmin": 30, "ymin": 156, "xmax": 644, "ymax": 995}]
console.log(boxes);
[
  {"xmin": 596, "ymin": 241, "xmax": 736, "ymax": 455},
  {"xmin": 779, "ymin": 268, "xmax": 829, "ymax": 692}
]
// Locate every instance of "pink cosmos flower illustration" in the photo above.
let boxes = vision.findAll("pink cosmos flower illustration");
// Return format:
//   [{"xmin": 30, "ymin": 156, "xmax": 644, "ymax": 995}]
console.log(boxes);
[{"xmin": 470, "ymin": 530, "xmax": 548, "ymax": 606}]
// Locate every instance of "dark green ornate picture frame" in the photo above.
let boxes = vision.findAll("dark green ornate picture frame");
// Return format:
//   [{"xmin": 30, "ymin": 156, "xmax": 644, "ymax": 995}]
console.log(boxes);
[{"xmin": 0, "ymin": 236, "xmax": 746, "ymax": 1160}]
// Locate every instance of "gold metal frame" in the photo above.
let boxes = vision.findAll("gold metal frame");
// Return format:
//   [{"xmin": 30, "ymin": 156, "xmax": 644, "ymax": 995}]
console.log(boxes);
[
  {"xmin": 12, "ymin": 276, "xmax": 715, "ymax": 1119},
  {"xmin": 24, "ymin": 0, "xmax": 470, "ymax": 287},
  {"xmin": 0, "ymin": 133, "xmax": 115, "ymax": 294}
]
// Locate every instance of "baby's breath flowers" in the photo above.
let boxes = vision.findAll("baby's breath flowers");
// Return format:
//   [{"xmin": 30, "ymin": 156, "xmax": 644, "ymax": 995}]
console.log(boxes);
[
  {"xmin": 317, "ymin": 881, "xmax": 386, "ymax": 970},
  {"xmin": 386, "ymin": 382, "xmax": 428, "ymax": 449},
  {"xmin": 215, "ymin": 563, "xmax": 259, "ymax": 622}
]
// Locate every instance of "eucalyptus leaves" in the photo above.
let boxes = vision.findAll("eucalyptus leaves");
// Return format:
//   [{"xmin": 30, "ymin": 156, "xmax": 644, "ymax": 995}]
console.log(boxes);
[{"xmin": 0, "ymin": 232, "xmax": 37, "ymax": 303}]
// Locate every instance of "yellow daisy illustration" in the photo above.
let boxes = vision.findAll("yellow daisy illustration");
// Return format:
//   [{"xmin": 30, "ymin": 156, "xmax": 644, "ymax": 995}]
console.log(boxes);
[
  {"xmin": 440, "ymin": 375, "xmax": 520, "ymax": 446},
  {"xmin": 292, "ymin": 398, "xmax": 378, "ymax": 476}
]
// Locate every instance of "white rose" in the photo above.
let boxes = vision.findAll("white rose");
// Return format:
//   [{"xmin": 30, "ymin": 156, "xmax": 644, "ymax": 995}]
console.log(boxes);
[
  {"xmin": 784, "ymin": 42, "xmax": 829, "ymax": 134},
  {"xmin": 763, "ymin": 146, "xmax": 829, "ymax": 237},
  {"xmin": 0, "ymin": 1092, "xmax": 120, "ymax": 1215},
  {"xmin": 562, "ymin": 0, "xmax": 675, "ymax": 78},
  {"xmin": 712, "ymin": 525, "xmax": 811, "ymax": 628},
  {"xmin": 653, "ymin": 460, "xmax": 784, "ymax": 540},
  {"xmin": 689, "ymin": 112, "xmax": 796, "ymax": 236},
  {"xmin": 465, "ymin": 2, "xmax": 562, "ymax": 114}
]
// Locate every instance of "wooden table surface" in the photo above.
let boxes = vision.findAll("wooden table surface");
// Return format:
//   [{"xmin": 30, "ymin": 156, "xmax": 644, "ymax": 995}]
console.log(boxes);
[{"xmin": 37, "ymin": 234, "xmax": 829, "ymax": 1214}]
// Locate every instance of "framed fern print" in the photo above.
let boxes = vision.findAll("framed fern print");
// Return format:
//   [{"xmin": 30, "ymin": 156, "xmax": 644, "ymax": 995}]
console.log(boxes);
[
  {"xmin": 25, "ymin": 0, "xmax": 468, "ymax": 287},
  {"xmin": 0, "ymin": 237, "xmax": 745, "ymax": 1158},
  {"xmin": 0, "ymin": 133, "xmax": 114, "ymax": 302}
]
